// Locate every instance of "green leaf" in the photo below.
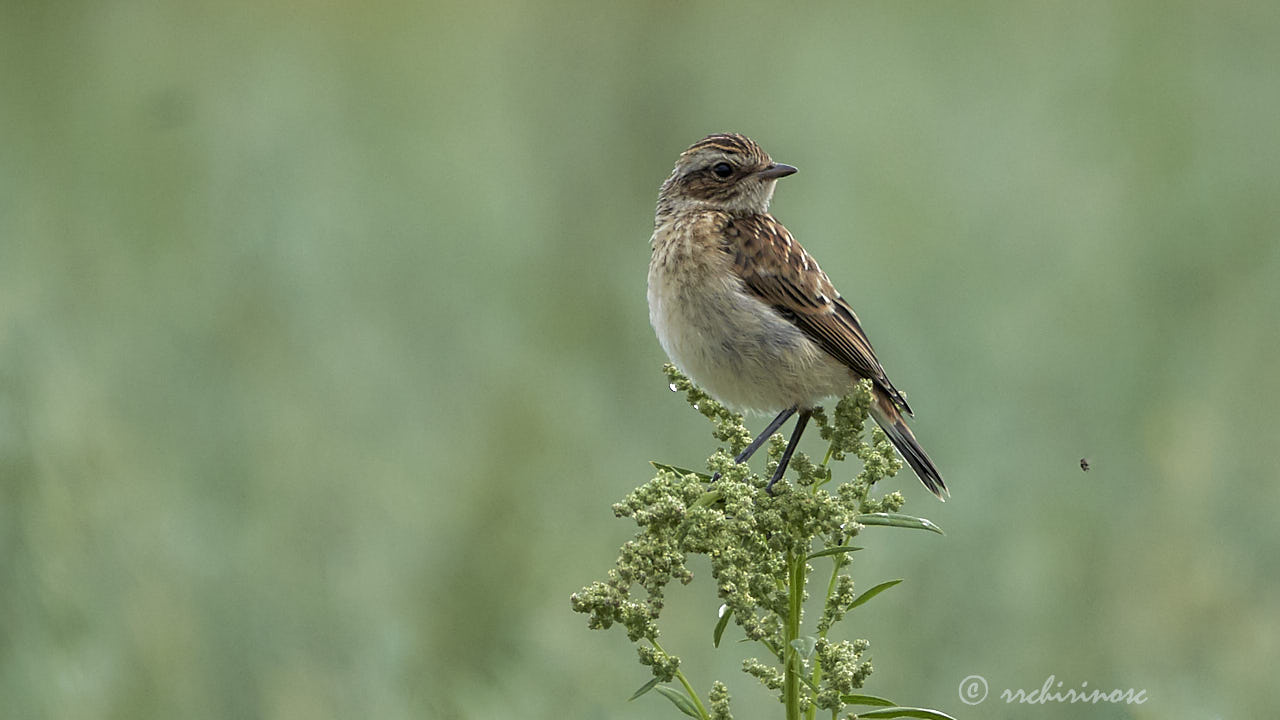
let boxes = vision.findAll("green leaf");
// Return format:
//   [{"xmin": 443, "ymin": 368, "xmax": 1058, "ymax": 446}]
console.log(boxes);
[
  {"xmin": 855, "ymin": 707, "xmax": 958, "ymax": 719},
  {"xmin": 857, "ymin": 513, "xmax": 945, "ymax": 534},
  {"xmin": 650, "ymin": 461, "xmax": 712, "ymax": 481},
  {"xmin": 841, "ymin": 693, "xmax": 896, "ymax": 707},
  {"xmin": 713, "ymin": 605, "xmax": 732, "ymax": 647},
  {"xmin": 628, "ymin": 677, "xmax": 662, "ymax": 701},
  {"xmin": 848, "ymin": 579, "xmax": 903, "ymax": 610},
  {"xmin": 654, "ymin": 686, "xmax": 700, "ymax": 718},
  {"xmin": 806, "ymin": 545, "xmax": 863, "ymax": 561},
  {"xmin": 690, "ymin": 489, "xmax": 724, "ymax": 509},
  {"xmin": 789, "ymin": 635, "xmax": 817, "ymax": 660}
]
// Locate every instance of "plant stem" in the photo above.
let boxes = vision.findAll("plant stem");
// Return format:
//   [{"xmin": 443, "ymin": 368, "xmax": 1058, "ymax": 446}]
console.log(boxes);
[
  {"xmin": 784, "ymin": 549, "xmax": 805, "ymax": 720},
  {"xmin": 652, "ymin": 639, "xmax": 710, "ymax": 720}
]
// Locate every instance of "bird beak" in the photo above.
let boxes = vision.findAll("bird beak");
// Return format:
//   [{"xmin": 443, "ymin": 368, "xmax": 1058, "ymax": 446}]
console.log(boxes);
[{"xmin": 756, "ymin": 163, "xmax": 797, "ymax": 180}]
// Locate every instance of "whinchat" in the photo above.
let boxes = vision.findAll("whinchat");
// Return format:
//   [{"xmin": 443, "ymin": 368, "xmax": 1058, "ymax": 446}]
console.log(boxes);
[{"xmin": 647, "ymin": 133, "xmax": 947, "ymax": 499}]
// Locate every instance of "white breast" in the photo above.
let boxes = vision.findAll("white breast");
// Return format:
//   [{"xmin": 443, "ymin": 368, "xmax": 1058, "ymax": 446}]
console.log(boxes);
[{"xmin": 647, "ymin": 229, "xmax": 854, "ymax": 413}]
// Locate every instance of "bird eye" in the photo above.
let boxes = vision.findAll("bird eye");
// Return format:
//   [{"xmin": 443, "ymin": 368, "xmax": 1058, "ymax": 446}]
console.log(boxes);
[{"xmin": 711, "ymin": 162, "xmax": 733, "ymax": 179}]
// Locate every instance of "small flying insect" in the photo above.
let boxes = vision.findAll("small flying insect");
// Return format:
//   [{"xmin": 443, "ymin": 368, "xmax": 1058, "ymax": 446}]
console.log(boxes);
[{"xmin": 1080, "ymin": 458, "xmax": 1090, "ymax": 472}]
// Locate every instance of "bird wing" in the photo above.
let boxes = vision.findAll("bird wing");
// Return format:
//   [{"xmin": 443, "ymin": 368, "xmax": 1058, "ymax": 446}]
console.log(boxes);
[{"xmin": 724, "ymin": 213, "xmax": 913, "ymax": 414}]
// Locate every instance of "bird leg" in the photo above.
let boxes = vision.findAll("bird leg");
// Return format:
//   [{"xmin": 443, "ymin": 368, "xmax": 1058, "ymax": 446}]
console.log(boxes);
[
  {"xmin": 709, "ymin": 406, "xmax": 796, "ymax": 483},
  {"xmin": 766, "ymin": 409, "xmax": 812, "ymax": 493}
]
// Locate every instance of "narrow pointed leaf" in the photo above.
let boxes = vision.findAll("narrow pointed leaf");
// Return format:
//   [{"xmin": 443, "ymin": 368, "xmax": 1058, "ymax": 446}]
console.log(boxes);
[
  {"xmin": 857, "ymin": 513, "xmax": 944, "ymax": 534},
  {"xmin": 650, "ymin": 462, "xmax": 712, "ymax": 481},
  {"xmin": 855, "ymin": 707, "xmax": 958, "ymax": 719},
  {"xmin": 654, "ymin": 686, "xmax": 700, "ymax": 718},
  {"xmin": 628, "ymin": 677, "xmax": 662, "ymax": 701},
  {"xmin": 806, "ymin": 545, "xmax": 863, "ymax": 561},
  {"xmin": 841, "ymin": 693, "xmax": 896, "ymax": 707},
  {"xmin": 848, "ymin": 579, "xmax": 903, "ymax": 610},
  {"xmin": 713, "ymin": 605, "xmax": 732, "ymax": 647}
]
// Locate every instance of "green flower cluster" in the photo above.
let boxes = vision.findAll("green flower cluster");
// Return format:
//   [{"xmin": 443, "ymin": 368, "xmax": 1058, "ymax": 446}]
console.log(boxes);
[{"xmin": 570, "ymin": 365, "xmax": 950, "ymax": 720}]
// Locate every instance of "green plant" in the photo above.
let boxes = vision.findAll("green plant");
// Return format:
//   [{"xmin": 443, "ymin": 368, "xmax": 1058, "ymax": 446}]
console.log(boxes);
[{"xmin": 570, "ymin": 365, "xmax": 956, "ymax": 720}]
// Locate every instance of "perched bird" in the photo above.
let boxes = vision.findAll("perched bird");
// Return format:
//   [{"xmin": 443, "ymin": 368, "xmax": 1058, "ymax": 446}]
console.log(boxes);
[{"xmin": 647, "ymin": 133, "xmax": 947, "ymax": 499}]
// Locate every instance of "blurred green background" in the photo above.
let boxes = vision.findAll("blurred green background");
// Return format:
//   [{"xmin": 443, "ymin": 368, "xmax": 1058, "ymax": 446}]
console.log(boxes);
[{"xmin": 3, "ymin": 1, "xmax": 1278, "ymax": 718}]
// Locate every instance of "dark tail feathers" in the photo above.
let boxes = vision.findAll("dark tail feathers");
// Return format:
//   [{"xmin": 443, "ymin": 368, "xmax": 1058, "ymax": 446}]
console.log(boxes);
[{"xmin": 870, "ymin": 401, "xmax": 948, "ymax": 501}]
